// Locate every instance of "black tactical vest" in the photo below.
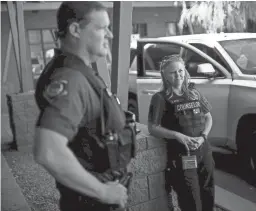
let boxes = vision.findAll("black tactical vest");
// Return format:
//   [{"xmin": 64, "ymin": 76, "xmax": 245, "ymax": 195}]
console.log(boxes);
[
  {"xmin": 161, "ymin": 92, "xmax": 206, "ymax": 138},
  {"xmin": 161, "ymin": 91, "xmax": 206, "ymax": 159}
]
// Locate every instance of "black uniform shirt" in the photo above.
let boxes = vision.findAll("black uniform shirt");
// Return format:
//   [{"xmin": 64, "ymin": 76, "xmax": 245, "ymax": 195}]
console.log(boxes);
[{"xmin": 35, "ymin": 51, "xmax": 101, "ymax": 141}]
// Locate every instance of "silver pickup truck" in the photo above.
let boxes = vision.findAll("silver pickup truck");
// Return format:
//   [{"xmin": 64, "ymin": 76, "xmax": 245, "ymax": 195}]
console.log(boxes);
[{"xmin": 128, "ymin": 33, "xmax": 256, "ymax": 175}]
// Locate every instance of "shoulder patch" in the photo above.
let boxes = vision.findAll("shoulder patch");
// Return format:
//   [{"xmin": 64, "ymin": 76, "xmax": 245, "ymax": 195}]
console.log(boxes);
[{"xmin": 44, "ymin": 80, "xmax": 68, "ymax": 99}]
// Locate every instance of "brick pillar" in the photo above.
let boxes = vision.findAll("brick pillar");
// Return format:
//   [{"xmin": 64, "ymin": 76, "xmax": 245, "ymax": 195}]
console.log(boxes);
[
  {"xmin": 6, "ymin": 91, "xmax": 39, "ymax": 149},
  {"xmin": 127, "ymin": 123, "xmax": 170, "ymax": 211}
]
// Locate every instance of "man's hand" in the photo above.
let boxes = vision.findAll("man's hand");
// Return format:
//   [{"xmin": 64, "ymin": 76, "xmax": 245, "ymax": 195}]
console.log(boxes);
[{"xmin": 100, "ymin": 181, "xmax": 128, "ymax": 208}]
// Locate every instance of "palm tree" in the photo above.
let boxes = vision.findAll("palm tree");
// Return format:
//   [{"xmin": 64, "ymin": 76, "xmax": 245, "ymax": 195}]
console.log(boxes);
[{"xmin": 178, "ymin": 1, "xmax": 256, "ymax": 34}]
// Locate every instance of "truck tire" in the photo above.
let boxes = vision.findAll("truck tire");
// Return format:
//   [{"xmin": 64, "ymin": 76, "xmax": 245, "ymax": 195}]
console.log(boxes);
[
  {"xmin": 128, "ymin": 98, "xmax": 139, "ymax": 121},
  {"xmin": 250, "ymin": 130, "xmax": 256, "ymax": 185},
  {"xmin": 236, "ymin": 116, "xmax": 256, "ymax": 184}
]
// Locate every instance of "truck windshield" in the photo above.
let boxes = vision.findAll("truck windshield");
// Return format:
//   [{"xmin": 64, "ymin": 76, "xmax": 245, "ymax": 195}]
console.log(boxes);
[{"xmin": 219, "ymin": 38, "xmax": 256, "ymax": 75}]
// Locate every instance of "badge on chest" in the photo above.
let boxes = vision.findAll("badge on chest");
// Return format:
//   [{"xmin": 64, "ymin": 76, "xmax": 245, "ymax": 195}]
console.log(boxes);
[{"xmin": 174, "ymin": 100, "xmax": 201, "ymax": 115}]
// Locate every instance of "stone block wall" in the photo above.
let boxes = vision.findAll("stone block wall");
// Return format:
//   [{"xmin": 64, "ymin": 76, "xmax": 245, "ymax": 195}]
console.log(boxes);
[
  {"xmin": 127, "ymin": 124, "xmax": 169, "ymax": 211},
  {"xmin": 6, "ymin": 91, "xmax": 39, "ymax": 149}
]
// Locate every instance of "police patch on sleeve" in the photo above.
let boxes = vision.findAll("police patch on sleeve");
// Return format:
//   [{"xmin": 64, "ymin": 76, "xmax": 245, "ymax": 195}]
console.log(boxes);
[{"xmin": 44, "ymin": 80, "xmax": 68, "ymax": 99}]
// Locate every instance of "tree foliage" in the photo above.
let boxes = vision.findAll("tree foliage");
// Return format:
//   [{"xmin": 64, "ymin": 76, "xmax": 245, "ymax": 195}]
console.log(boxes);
[{"xmin": 178, "ymin": 1, "xmax": 256, "ymax": 33}]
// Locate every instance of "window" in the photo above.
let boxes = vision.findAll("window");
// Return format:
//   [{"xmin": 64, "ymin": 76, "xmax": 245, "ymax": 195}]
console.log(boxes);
[
  {"xmin": 247, "ymin": 19, "xmax": 256, "ymax": 33},
  {"xmin": 181, "ymin": 24, "xmax": 191, "ymax": 35},
  {"xmin": 28, "ymin": 28, "xmax": 58, "ymax": 86},
  {"xmin": 182, "ymin": 47, "xmax": 223, "ymax": 78},
  {"xmin": 130, "ymin": 56, "xmax": 137, "ymax": 71},
  {"xmin": 129, "ymin": 48, "xmax": 137, "ymax": 71},
  {"xmin": 190, "ymin": 43, "xmax": 231, "ymax": 73},
  {"xmin": 142, "ymin": 43, "xmax": 181, "ymax": 78},
  {"xmin": 132, "ymin": 23, "xmax": 147, "ymax": 37},
  {"xmin": 219, "ymin": 38, "xmax": 256, "ymax": 75},
  {"xmin": 142, "ymin": 42, "xmax": 223, "ymax": 78},
  {"xmin": 165, "ymin": 22, "xmax": 178, "ymax": 36}
]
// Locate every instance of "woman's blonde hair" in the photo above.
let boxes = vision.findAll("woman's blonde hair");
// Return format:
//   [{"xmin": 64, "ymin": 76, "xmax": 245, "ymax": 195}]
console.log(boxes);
[{"xmin": 159, "ymin": 54, "xmax": 198, "ymax": 100}]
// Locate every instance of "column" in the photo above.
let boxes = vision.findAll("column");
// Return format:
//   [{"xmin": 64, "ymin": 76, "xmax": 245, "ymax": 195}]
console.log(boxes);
[{"xmin": 111, "ymin": 1, "xmax": 133, "ymax": 110}]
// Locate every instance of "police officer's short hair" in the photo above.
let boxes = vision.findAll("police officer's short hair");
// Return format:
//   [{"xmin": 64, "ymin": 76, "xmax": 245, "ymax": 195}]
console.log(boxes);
[{"xmin": 56, "ymin": 1, "xmax": 107, "ymax": 38}]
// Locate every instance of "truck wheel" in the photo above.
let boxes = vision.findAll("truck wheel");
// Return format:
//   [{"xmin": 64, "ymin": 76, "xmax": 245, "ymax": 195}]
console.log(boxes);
[
  {"xmin": 236, "ymin": 117, "xmax": 256, "ymax": 184},
  {"xmin": 128, "ymin": 98, "xmax": 139, "ymax": 121},
  {"xmin": 250, "ymin": 130, "xmax": 256, "ymax": 184}
]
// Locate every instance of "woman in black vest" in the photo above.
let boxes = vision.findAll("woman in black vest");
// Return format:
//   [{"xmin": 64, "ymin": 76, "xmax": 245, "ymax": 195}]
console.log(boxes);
[{"xmin": 148, "ymin": 55, "xmax": 215, "ymax": 211}]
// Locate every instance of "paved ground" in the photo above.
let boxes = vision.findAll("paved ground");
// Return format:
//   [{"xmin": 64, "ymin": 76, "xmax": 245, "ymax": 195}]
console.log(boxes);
[
  {"xmin": 1, "ymin": 154, "xmax": 31, "ymax": 211},
  {"xmin": 215, "ymin": 169, "xmax": 256, "ymax": 202},
  {"xmin": 213, "ymin": 151, "xmax": 256, "ymax": 204},
  {"xmin": 2, "ymin": 144, "xmax": 256, "ymax": 211}
]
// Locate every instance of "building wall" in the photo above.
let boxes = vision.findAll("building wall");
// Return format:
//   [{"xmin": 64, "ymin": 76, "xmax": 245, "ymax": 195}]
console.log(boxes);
[
  {"xmin": 1, "ymin": 12, "xmax": 22, "ymax": 113},
  {"xmin": 1, "ymin": 10, "xmax": 57, "ymax": 115},
  {"xmin": 132, "ymin": 7, "xmax": 181, "ymax": 37},
  {"xmin": 1, "ymin": 7, "xmax": 180, "ymax": 115},
  {"xmin": 24, "ymin": 10, "xmax": 57, "ymax": 29}
]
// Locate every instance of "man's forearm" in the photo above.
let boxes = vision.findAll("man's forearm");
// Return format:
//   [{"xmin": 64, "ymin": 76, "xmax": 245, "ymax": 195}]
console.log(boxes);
[{"xmin": 38, "ymin": 146, "xmax": 106, "ymax": 200}]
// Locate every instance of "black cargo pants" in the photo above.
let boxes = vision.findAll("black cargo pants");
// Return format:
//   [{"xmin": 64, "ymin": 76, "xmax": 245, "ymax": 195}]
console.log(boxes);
[
  {"xmin": 59, "ymin": 196, "xmax": 110, "ymax": 211},
  {"xmin": 165, "ymin": 140, "xmax": 215, "ymax": 211},
  {"xmin": 58, "ymin": 182, "xmax": 128, "ymax": 211},
  {"xmin": 58, "ymin": 182, "xmax": 112, "ymax": 211}
]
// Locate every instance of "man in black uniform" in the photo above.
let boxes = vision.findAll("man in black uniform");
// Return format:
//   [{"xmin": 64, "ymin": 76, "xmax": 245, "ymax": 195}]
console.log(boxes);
[{"xmin": 34, "ymin": 2, "xmax": 135, "ymax": 211}]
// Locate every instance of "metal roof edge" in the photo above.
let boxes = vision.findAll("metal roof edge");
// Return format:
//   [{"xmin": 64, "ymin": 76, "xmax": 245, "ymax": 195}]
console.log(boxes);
[{"xmin": 1, "ymin": 1, "xmax": 179, "ymax": 12}]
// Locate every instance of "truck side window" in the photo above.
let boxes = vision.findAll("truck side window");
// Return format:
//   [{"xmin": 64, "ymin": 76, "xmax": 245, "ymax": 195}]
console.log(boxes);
[
  {"xmin": 183, "ymin": 48, "xmax": 224, "ymax": 78},
  {"xmin": 183, "ymin": 49, "xmax": 209, "ymax": 77},
  {"xmin": 142, "ymin": 42, "xmax": 224, "ymax": 78},
  {"xmin": 130, "ymin": 48, "xmax": 137, "ymax": 67},
  {"xmin": 143, "ymin": 43, "xmax": 181, "ymax": 77},
  {"xmin": 190, "ymin": 43, "xmax": 231, "ymax": 73},
  {"xmin": 130, "ymin": 56, "xmax": 137, "ymax": 71}
]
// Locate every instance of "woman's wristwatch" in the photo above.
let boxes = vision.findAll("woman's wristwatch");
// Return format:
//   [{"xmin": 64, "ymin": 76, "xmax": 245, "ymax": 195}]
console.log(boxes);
[{"xmin": 201, "ymin": 133, "xmax": 208, "ymax": 141}]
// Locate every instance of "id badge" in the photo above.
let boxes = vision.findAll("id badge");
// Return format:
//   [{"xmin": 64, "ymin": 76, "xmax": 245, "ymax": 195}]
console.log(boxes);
[{"xmin": 182, "ymin": 155, "xmax": 197, "ymax": 170}]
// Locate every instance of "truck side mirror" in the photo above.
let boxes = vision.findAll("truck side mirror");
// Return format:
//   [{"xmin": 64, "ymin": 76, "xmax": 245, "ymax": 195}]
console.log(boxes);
[{"xmin": 197, "ymin": 63, "xmax": 216, "ymax": 76}]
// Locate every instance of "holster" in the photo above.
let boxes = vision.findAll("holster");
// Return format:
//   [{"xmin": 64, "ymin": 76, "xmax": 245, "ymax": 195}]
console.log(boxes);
[
  {"xmin": 78, "ymin": 169, "xmax": 133, "ymax": 211},
  {"xmin": 71, "ymin": 111, "xmax": 136, "ymax": 210}
]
